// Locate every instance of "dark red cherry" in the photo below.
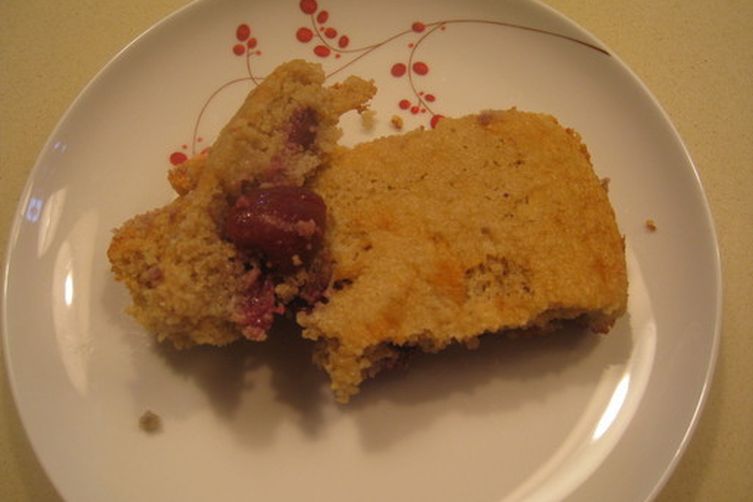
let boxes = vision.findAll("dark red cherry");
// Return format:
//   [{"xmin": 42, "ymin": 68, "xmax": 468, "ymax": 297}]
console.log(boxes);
[{"xmin": 225, "ymin": 186, "xmax": 326, "ymax": 271}]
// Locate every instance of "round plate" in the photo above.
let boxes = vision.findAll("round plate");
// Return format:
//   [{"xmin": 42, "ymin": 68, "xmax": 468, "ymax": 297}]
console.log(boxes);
[{"xmin": 1, "ymin": 1, "xmax": 721, "ymax": 501}]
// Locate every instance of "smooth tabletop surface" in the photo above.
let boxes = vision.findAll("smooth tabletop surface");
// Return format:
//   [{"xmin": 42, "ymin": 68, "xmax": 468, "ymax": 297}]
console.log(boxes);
[{"xmin": 1, "ymin": 1, "xmax": 751, "ymax": 500}]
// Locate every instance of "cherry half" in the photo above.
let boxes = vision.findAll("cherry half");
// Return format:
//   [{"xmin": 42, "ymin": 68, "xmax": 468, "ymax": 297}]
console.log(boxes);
[{"xmin": 225, "ymin": 186, "xmax": 326, "ymax": 272}]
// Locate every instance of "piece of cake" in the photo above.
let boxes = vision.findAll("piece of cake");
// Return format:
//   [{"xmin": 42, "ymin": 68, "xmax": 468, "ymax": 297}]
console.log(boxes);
[
  {"xmin": 108, "ymin": 60, "xmax": 376, "ymax": 348},
  {"xmin": 298, "ymin": 109, "xmax": 628, "ymax": 402},
  {"xmin": 109, "ymin": 61, "xmax": 627, "ymax": 404}
]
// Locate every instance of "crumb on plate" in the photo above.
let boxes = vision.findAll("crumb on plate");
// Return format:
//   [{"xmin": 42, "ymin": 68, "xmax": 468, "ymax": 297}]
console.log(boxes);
[
  {"xmin": 139, "ymin": 410, "xmax": 162, "ymax": 433},
  {"xmin": 360, "ymin": 109, "xmax": 376, "ymax": 130}
]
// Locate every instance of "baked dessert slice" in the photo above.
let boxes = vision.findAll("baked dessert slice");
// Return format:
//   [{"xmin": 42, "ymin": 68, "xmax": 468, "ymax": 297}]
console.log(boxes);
[
  {"xmin": 108, "ymin": 60, "xmax": 375, "ymax": 348},
  {"xmin": 298, "ymin": 109, "xmax": 628, "ymax": 402},
  {"xmin": 168, "ymin": 61, "xmax": 376, "ymax": 197}
]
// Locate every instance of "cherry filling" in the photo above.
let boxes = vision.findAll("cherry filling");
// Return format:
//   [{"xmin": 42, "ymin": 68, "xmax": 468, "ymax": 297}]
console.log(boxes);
[
  {"xmin": 234, "ymin": 276, "xmax": 283, "ymax": 341},
  {"xmin": 287, "ymin": 107, "xmax": 319, "ymax": 150},
  {"xmin": 225, "ymin": 185, "xmax": 327, "ymax": 272},
  {"xmin": 226, "ymin": 185, "xmax": 328, "ymax": 339}
]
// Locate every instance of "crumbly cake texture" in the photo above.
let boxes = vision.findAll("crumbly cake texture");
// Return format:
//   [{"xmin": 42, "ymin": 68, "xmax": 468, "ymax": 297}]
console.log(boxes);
[
  {"xmin": 108, "ymin": 60, "xmax": 376, "ymax": 348},
  {"xmin": 168, "ymin": 61, "xmax": 375, "ymax": 196},
  {"xmin": 298, "ymin": 110, "xmax": 628, "ymax": 402},
  {"xmin": 109, "ymin": 61, "xmax": 627, "ymax": 403}
]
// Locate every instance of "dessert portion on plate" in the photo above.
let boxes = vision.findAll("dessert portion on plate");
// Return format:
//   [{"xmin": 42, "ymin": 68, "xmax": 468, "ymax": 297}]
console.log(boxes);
[
  {"xmin": 108, "ymin": 60, "xmax": 376, "ymax": 348},
  {"xmin": 108, "ymin": 60, "xmax": 627, "ymax": 402},
  {"xmin": 300, "ymin": 110, "xmax": 627, "ymax": 401}
]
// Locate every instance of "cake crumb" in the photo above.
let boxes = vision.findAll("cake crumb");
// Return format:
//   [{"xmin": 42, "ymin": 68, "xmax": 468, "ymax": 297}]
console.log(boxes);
[
  {"xmin": 139, "ymin": 410, "xmax": 162, "ymax": 433},
  {"xmin": 360, "ymin": 109, "xmax": 376, "ymax": 130},
  {"xmin": 645, "ymin": 219, "xmax": 657, "ymax": 232},
  {"xmin": 600, "ymin": 177, "xmax": 610, "ymax": 192},
  {"xmin": 390, "ymin": 115, "xmax": 404, "ymax": 130},
  {"xmin": 274, "ymin": 282, "xmax": 300, "ymax": 302}
]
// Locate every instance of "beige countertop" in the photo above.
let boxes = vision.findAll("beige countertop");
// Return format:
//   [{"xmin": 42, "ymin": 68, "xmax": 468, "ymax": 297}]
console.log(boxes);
[{"xmin": 1, "ymin": 1, "xmax": 751, "ymax": 500}]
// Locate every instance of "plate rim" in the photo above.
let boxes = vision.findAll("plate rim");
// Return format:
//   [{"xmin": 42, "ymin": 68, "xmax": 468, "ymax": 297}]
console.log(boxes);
[
  {"xmin": 531, "ymin": 1, "xmax": 722, "ymax": 499},
  {"xmin": 1, "ymin": 1, "xmax": 723, "ymax": 500}
]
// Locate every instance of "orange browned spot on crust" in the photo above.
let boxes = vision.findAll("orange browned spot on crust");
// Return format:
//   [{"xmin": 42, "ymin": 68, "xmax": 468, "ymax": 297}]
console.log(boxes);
[
  {"xmin": 300, "ymin": 109, "xmax": 627, "ymax": 402},
  {"xmin": 429, "ymin": 257, "xmax": 467, "ymax": 305}
]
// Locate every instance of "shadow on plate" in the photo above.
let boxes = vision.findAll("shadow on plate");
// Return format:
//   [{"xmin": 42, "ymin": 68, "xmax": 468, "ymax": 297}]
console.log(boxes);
[
  {"xmin": 127, "ymin": 308, "xmax": 632, "ymax": 451},
  {"xmin": 99, "ymin": 218, "xmax": 633, "ymax": 451},
  {"xmin": 151, "ymin": 316, "xmax": 330, "ymax": 441},
  {"xmin": 348, "ymin": 319, "xmax": 632, "ymax": 451}
]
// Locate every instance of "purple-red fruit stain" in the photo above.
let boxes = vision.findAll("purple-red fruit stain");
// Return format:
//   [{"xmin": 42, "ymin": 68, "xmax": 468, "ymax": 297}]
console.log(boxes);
[
  {"xmin": 225, "ymin": 186, "xmax": 327, "ymax": 272},
  {"xmin": 237, "ymin": 278, "xmax": 280, "ymax": 340},
  {"xmin": 287, "ymin": 107, "xmax": 319, "ymax": 150}
]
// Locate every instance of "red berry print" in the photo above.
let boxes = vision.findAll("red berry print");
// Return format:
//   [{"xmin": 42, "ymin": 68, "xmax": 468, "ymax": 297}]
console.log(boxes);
[
  {"xmin": 236, "ymin": 24, "xmax": 251, "ymax": 41},
  {"xmin": 300, "ymin": 0, "xmax": 317, "ymax": 15},
  {"xmin": 391, "ymin": 63, "xmax": 407, "ymax": 77},
  {"xmin": 170, "ymin": 152, "xmax": 188, "ymax": 165},
  {"xmin": 412, "ymin": 61, "xmax": 429, "ymax": 75},
  {"xmin": 296, "ymin": 27, "xmax": 314, "ymax": 43},
  {"xmin": 178, "ymin": 10, "xmax": 612, "ymax": 160},
  {"xmin": 314, "ymin": 45, "xmax": 331, "ymax": 57}
]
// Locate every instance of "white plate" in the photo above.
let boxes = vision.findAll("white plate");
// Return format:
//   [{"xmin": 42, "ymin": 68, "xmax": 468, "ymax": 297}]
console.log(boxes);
[{"xmin": 1, "ymin": 1, "xmax": 721, "ymax": 501}]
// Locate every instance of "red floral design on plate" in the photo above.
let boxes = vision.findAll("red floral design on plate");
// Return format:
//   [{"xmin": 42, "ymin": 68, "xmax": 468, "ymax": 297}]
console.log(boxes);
[{"xmin": 169, "ymin": 3, "xmax": 609, "ymax": 163}]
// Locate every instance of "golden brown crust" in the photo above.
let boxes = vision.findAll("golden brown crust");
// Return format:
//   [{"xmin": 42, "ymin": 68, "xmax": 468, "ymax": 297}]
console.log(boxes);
[
  {"xmin": 108, "ymin": 61, "xmax": 376, "ymax": 348},
  {"xmin": 108, "ymin": 173, "xmax": 244, "ymax": 347},
  {"xmin": 108, "ymin": 62, "xmax": 626, "ymax": 404},
  {"xmin": 167, "ymin": 153, "xmax": 208, "ymax": 196},
  {"xmin": 298, "ymin": 109, "xmax": 628, "ymax": 402},
  {"xmin": 167, "ymin": 61, "xmax": 376, "ymax": 197}
]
